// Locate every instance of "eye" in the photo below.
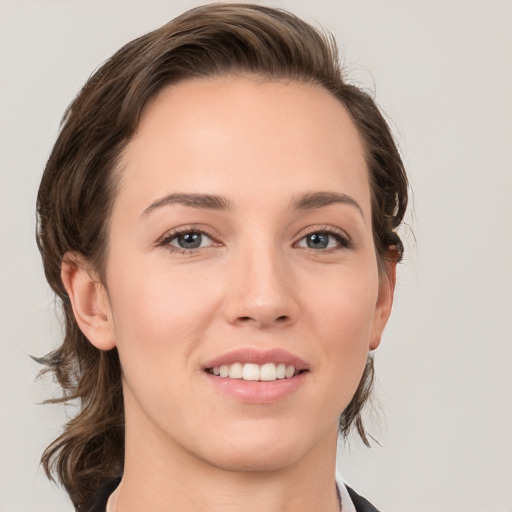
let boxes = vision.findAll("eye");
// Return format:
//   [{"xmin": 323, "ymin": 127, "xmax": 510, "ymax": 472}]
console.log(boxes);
[
  {"xmin": 164, "ymin": 230, "xmax": 216, "ymax": 251},
  {"xmin": 296, "ymin": 230, "xmax": 349, "ymax": 250}
]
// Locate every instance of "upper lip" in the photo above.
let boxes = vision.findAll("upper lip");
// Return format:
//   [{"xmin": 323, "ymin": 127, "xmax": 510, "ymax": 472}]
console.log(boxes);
[{"xmin": 203, "ymin": 348, "xmax": 309, "ymax": 371}]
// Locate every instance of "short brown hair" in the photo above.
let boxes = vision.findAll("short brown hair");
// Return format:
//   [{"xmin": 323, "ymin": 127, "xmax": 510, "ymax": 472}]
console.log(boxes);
[{"xmin": 36, "ymin": 3, "xmax": 408, "ymax": 509}]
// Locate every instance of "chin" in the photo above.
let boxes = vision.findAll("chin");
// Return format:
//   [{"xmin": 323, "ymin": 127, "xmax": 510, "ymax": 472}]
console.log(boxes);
[
  {"xmin": 202, "ymin": 443, "xmax": 305, "ymax": 474},
  {"xmin": 191, "ymin": 422, "xmax": 322, "ymax": 474}
]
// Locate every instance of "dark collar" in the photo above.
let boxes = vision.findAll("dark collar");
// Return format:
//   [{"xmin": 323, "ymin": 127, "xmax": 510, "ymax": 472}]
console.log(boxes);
[{"xmin": 346, "ymin": 485, "xmax": 382, "ymax": 512}]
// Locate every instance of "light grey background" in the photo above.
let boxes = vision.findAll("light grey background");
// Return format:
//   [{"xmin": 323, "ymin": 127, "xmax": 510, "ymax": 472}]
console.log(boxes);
[{"xmin": 1, "ymin": 1, "xmax": 511, "ymax": 511}]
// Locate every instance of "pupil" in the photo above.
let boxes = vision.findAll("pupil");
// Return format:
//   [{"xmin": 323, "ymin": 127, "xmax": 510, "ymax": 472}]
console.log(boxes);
[
  {"xmin": 178, "ymin": 233, "xmax": 202, "ymax": 249},
  {"xmin": 307, "ymin": 233, "xmax": 328, "ymax": 249}
]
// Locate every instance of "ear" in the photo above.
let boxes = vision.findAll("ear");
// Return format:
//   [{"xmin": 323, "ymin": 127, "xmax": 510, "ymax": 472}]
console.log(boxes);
[
  {"xmin": 61, "ymin": 252, "xmax": 116, "ymax": 351},
  {"xmin": 369, "ymin": 256, "xmax": 398, "ymax": 351}
]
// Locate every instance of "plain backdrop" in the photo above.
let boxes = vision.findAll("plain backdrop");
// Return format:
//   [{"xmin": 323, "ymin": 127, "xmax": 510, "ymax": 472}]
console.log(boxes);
[{"xmin": 0, "ymin": 1, "xmax": 511, "ymax": 511}]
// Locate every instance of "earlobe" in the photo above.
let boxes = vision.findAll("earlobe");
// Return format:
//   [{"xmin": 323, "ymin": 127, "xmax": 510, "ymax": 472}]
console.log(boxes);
[
  {"xmin": 369, "ymin": 257, "xmax": 397, "ymax": 351},
  {"xmin": 61, "ymin": 252, "xmax": 116, "ymax": 351}
]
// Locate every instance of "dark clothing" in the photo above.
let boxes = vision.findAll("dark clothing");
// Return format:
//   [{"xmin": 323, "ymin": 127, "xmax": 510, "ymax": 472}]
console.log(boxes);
[
  {"xmin": 81, "ymin": 478, "xmax": 381, "ymax": 512},
  {"xmin": 346, "ymin": 485, "xmax": 382, "ymax": 512}
]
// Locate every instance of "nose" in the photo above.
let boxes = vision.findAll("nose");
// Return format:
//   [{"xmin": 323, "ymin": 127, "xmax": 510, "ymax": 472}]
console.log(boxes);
[{"xmin": 222, "ymin": 245, "xmax": 300, "ymax": 329}]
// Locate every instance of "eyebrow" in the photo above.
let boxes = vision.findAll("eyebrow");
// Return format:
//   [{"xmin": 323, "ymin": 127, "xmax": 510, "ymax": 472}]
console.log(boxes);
[
  {"xmin": 291, "ymin": 191, "xmax": 364, "ymax": 218},
  {"xmin": 141, "ymin": 190, "xmax": 363, "ymax": 219},
  {"xmin": 141, "ymin": 193, "xmax": 233, "ymax": 217}
]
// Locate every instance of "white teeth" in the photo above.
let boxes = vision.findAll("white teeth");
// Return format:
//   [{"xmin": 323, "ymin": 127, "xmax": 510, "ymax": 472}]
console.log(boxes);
[
  {"xmin": 260, "ymin": 363, "xmax": 277, "ymax": 381},
  {"xmin": 228, "ymin": 362, "xmax": 243, "ymax": 379},
  {"xmin": 210, "ymin": 362, "xmax": 299, "ymax": 381},
  {"xmin": 242, "ymin": 363, "xmax": 260, "ymax": 381},
  {"xmin": 285, "ymin": 365, "xmax": 295, "ymax": 378}
]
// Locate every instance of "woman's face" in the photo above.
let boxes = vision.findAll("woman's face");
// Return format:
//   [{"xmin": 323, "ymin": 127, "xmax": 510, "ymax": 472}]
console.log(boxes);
[{"xmin": 100, "ymin": 76, "xmax": 394, "ymax": 471}]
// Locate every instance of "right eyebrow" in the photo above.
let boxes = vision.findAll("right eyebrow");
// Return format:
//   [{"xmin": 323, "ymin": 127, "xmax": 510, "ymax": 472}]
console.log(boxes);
[
  {"xmin": 141, "ymin": 193, "xmax": 233, "ymax": 218},
  {"xmin": 291, "ymin": 191, "xmax": 364, "ymax": 219}
]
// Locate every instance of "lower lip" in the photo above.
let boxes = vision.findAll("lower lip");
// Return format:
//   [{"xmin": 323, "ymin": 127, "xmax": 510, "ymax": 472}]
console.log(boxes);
[{"xmin": 204, "ymin": 371, "xmax": 308, "ymax": 403}]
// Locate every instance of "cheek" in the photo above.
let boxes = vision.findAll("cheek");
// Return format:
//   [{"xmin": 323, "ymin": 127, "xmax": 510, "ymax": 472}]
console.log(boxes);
[
  {"xmin": 307, "ymin": 264, "xmax": 379, "ymax": 345},
  {"xmin": 305, "ymin": 266, "xmax": 379, "ymax": 394},
  {"xmin": 106, "ymin": 267, "xmax": 224, "ymax": 424},
  {"xmin": 107, "ymin": 261, "xmax": 223, "ymax": 371}
]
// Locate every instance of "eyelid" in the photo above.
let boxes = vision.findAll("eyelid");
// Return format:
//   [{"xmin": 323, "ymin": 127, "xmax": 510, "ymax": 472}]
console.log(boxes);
[
  {"xmin": 155, "ymin": 223, "xmax": 351, "ymax": 253},
  {"xmin": 293, "ymin": 225, "xmax": 352, "ymax": 249},
  {"xmin": 156, "ymin": 224, "xmax": 221, "ymax": 250}
]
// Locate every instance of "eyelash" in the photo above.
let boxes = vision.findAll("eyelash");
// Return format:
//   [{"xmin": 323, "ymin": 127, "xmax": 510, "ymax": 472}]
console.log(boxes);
[
  {"xmin": 157, "ymin": 225, "xmax": 352, "ymax": 255},
  {"xmin": 157, "ymin": 226, "xmax": 219, "ymax": 255},
  {"xmin": 295, "ymin": 226, "xmax": 352, "ymax": 252}
]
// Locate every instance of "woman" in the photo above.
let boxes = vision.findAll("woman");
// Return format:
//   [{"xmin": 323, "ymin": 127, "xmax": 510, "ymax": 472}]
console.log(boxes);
[{"xmin": 36, "ymin": 4, "xmax": 407, "ymax": 511}]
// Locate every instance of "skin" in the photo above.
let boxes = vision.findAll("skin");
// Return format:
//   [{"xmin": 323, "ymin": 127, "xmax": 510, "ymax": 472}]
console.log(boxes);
[{"xmin": 62, "ymin": 75, "xmax": 396, "ymax": 512}]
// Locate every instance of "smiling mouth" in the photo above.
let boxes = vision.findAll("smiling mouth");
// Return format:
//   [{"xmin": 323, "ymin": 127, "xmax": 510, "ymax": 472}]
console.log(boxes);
[{"xmin": 206, "ymin": 362, "xmax": 306, "ymax": 382}]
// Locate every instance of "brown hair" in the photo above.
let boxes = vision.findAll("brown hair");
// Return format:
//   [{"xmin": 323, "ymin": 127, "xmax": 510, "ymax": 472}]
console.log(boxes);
[{"xmin": 36, "ymin": 3, "xmax": 408, "ymax": 509}]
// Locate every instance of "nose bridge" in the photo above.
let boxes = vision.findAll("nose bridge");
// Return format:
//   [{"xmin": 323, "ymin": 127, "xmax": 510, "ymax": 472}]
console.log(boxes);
[{"xmin": 223, "ymin": 235, "xmax": 298, "ymax": 328}]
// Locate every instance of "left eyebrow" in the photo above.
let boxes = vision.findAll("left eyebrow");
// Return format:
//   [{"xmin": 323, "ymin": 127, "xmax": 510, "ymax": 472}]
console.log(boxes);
[
  {"xmin": 291, "ymin": 191, "xmax": 364, "ymax": 219},
  {"xmin": 141, "ymin": 193, "xmax": 233, "ymax": 218}
]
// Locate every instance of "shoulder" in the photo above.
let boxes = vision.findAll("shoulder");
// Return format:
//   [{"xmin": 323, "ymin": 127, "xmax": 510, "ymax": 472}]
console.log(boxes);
[{"xmin": 346, "ymin": 485, "xmax": 382, "ymax": 512}]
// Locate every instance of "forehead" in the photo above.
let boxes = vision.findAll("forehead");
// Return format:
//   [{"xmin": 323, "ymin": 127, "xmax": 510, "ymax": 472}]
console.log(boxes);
[{"xmin": 116, "ymin": 75, "xmax": 370, "ymax": 213}]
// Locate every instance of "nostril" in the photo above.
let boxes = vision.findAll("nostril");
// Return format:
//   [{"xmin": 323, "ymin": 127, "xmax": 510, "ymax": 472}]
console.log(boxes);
[{"xmin": 233, "ymin": 314, "xmax": 292, "ymax": 327}]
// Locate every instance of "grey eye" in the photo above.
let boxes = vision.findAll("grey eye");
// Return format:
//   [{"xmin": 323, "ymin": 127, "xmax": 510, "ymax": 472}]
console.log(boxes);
[
  {"xmin": 296, "ymin": 231, "xmax": 348, "ymax": 250},
  {"xmin": 177, "ymin": 233, "xmax": 202, "ymax": 248},
  {"xmin": 169, "ymin": 232, "xmax": 213, "ymax": 249},
  {"xmin": 306, "ymin": 233, "xmax": 329, "ymax": 249}
]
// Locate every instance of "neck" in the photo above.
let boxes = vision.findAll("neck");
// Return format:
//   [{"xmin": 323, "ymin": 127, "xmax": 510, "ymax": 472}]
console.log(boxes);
[{"xmin": 111, "ymin": 397, "xmax": 341, "ymax": 512}]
